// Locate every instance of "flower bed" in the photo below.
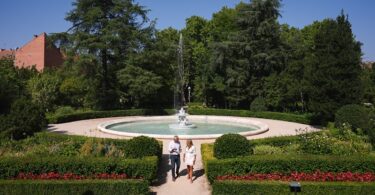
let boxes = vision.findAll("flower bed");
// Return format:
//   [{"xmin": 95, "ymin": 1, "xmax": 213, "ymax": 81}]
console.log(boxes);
[
  {"xmin": 0, "ymin": 156, "xmax": 158, "ymax": 182},
  {"xmin": 217, "ymin": 171, "xmax": 375, "ymax": 182},
  {"xmin": 212, "ymin": 180, "xmax": 375, "ymax": 195},
  {"xmin": 15, "ymin": 172, "xmax": 132, "ymax": 180}
]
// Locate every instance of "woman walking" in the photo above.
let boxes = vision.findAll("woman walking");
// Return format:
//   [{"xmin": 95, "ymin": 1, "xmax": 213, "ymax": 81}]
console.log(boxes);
[{"xmin": 183, "ymin": 139, "xmax": 196, "ymax": 183}]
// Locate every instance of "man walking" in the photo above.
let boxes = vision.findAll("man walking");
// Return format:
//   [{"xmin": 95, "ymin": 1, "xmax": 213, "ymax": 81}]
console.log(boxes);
[{"xmin": 169, "ymin": 135, "xmax": 182, "ymax": 181}]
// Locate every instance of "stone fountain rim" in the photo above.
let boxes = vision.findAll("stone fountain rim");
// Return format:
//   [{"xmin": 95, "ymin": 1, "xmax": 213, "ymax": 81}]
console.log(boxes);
[{"xmin": 97, "ymin": 115, "xmax": 269, "ymax": 139}]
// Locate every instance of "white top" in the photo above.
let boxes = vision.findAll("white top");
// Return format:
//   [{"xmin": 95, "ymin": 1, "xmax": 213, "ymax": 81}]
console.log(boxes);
[
  {"xmin": 169, "ymin": 141, "xmax": 182, "ymax": 155},
  {"xmin": 185, "ymin": 145, "xmax": 196, "ymax": 166}
]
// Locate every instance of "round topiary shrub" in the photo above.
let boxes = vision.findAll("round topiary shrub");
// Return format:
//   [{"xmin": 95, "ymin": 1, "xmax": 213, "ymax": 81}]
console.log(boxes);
[
  {"xmin": 124, "ymin": 136, "xmax": 161, "ymax": 159},
  {"xmin": 335, "ymin": 104, "xmax": 370, "ymax": 132},
  {"xmin": 250, "ymin": 97, "xmax": 267, "ymax": 112},
  {"xmin": 214, "ymin": 134, "xmax": 251, "ymax": 159}
]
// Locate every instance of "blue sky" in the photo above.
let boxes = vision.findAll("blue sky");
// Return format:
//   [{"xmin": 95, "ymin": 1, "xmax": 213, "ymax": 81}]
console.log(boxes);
[{"xmin": 0, "ymin": 0, "xmax": 374, "ymax": 61}]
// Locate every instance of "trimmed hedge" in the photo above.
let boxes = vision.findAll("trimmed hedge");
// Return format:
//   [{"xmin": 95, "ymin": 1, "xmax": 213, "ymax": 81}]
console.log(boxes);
[
  {"xmin": 201, "ymin": 144, "xmax": 214, "ymax": 169},
  {"xmin": 214, "ymin": 134, "xmax": 251, "ymax": 159},
  {"xmin": 48, "ymin": 109, "xmax": 175, "ymax": 124},
  {"xmin": 189, "ymin": 108, "xmax": 312, "ymax": 124},
  {"xmin": 124, "ymin": 136, "xmax": 162, "ymax": 159},
  {"xmin": 213, "ymin": 180, "xmax": 375, "ymax": 195},
  {"xmin": 0, "ymin": 179, "xmax": 149, "ymax": 195},
  {"xmin": 249, "ymin": 135, "xmax": 299, "ymax": 148},
  {"xmin": 205, "ymin": 155, "xmax": 375, "ymax": 183},
  {"xmin": 0, "ymin": 156, "xmax": 158, "ymax": 182}
]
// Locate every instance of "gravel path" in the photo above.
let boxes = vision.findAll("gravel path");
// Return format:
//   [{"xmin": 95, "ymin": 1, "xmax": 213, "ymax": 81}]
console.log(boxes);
[{"xmin": 48, "ymin": 116, "xmax": 317, "ymax": 195}]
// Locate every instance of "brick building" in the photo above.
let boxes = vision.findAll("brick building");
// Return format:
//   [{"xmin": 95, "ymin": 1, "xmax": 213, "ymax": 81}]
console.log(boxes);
[{"xmin": 0, "ymin": 33, "xmax": 64, "ymax": 71}]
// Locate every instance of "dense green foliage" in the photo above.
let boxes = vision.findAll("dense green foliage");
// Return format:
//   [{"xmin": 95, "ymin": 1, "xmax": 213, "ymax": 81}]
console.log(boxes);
[
  {"xmin": 0, "ymin": 98, "xmax": 46, "ymax": 140},
  {"xmin": 212, "ymin": 180, "xmax": 375, "ymax": 195},
  {"xmin": 27, "ymin": 72, "xmax": 61, "ymax": 112},
  {"xmin": 205, "ymin": 125, "xmax": 372, "ymax": 158},
  {"xmin": 0, "ymin": 132, "xmax": 128, "ymax": 157},
  {"xmin": 249, "ymin": 136, "xmax": 299, "ymax": 148},
  {"xmin": 48, "ymin": 109, "xmax": 175, "ymax": 123},
  {"xmin": 205, "ymin": 154, "xmax": 375, "ymax": 183},
  {"xmin": 305, "ymin": 13, "xmax": 363, "ymax": 123},
  {"xmin": 123, "ymin": 136, "xmax": 162, "ymax": 159},
  {"xmin": 0, "ymin": 180, "xmax": 149, "ymax": 195},
  {"xmin": 214, "ymin": 134, "xmax": 251, "ymax": 159},
  {"xmin": 250, "ymin": 97, "xmax": 268, "ymax": 112},
  {"xmin": 335, "ymin": 104, "xmax": 371, "ymax": 132},
  {"xmin": 0, "ymin": 133, "xmax": 163, "ymax": 161},
  {"xmin": 297, "ymin": 126, "xmax": 372, "ymax": 155}
]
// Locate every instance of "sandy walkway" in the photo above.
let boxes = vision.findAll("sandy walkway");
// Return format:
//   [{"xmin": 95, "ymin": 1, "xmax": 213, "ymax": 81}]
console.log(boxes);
[{"xmin": 48, "ymin": 116, "xmax": 317, "ymax": 195}]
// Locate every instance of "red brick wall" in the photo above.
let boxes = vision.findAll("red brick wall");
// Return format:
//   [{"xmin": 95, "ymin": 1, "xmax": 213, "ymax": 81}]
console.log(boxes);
[{"xmin": 14, "ymin": 33, "xmax": 46, "ymax": 71}]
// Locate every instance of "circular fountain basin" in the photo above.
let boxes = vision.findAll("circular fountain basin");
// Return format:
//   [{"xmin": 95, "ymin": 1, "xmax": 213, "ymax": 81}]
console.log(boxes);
[
  {"xmin": 97, "ymin": 115, "xmax": 269, "ymax": 139},
  {"xmin": 168, "ymin": 123, "xmax": 197, "ymax": 130}
]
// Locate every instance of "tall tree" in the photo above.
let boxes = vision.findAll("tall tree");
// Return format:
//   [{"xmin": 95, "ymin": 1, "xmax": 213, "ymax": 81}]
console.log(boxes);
[
  {"xmin": 210, "ymin": 0, "xmax": 283, "ymax": 108},
  {"xmin": 182, "ymin": 16, "xmax": 211, "ymax": 104},
  {"xmin": 126, "ymin": 27, "xmax": 179, "ymax": 107},
  {"xmin": 64, "ymin": 0, "xmax": 153, "ymax": 109},
  {"xmin": 305, "ymin": 12, "xmax": 363, "ymax": 122}
]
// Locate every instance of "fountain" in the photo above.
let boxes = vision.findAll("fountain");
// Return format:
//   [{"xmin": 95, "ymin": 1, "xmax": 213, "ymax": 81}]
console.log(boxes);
[
  {"xmin": 169, "ymin": 107, "xmax": 197, "ymax": 129},
  {"xmin": 96, "ymin": 33, "xmax": 269, "ymax": 139}
]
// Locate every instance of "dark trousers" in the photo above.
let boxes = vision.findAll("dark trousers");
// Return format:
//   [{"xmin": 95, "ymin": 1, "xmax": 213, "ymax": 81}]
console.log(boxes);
[{"xmin": 170, "ymin": 154, "xmax": 180, "ymax": 178}]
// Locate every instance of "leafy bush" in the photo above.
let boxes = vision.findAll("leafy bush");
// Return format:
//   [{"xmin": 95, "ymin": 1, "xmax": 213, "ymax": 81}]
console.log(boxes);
[
  {"xmin": 189, "ymin": 108, "xmax": 312, "ymax": 124},
  {"xmin": 205, "ymin": 155, "xmax": 375, "ymax": 183},
  {"xmin": 297, "ymin": 127, "xmax": 372, "ymax": 155},
  {"xmin": 212, "ymin": 180, "xmax": 375, "ymax": 195},
  {"xmin": 250, "ymin": 135, "xmax": 299, "ymax": 148},
  {"xmin": 250, "ymin": 97, "xmax": 267, "ymax": 112},
  {"xmin": 0, "ymin": 180, "xmax": 149, "ymax": 195},
  {"xmin": 187, "ymin": 102, "xmax": 207, "ymax": 109},
  {"xmin": 27, "ymin": 72, "xmax": 61, "ymax": 112},
  {"xmin": 0, "ymin": 156, "xmax": 158, "ymax": 182},
  {"xmin": 0, "ymin": 132, "xmax": 129, "ymax": 158},
  {"xmin": 53, "ymin": 106, "xmax": 75, "ymax": 116},
  {"xmin": 80, "ymin": 138, "xmax": 106, "ymax": 157},
  {"xmin": 48, "ymin": 109, "xmax": 175, "ymax": 123},
  {"xmin": 298, "ymin": 129, "xmax": 334, "ymax": 155},
  {"xmin": 124, "ymin": 136, "xmax": 162, "ymax": 159},
  {"xmin": 335, "ymin": 104, "xmax": 371, "ymax": 132},
  {"xmin": 253, "ymin": 145, "xmax": 283, "ymax": 155},
  {"xmin": 0, "ymin": 98, "xmax": 46, "ymax": 140},
  {"xmin": 282, "ymin": 144, "xmax": 301, "ymax": 154},
  {"xmin": 214, "ymin": 134, "xmax": 251, "ymax": 159},
  {"xmin": 368, "ymin": 129, "xmax": 375, "ymax": 147}
]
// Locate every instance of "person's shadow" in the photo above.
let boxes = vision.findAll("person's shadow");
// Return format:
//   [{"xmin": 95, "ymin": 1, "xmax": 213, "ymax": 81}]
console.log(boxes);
[
  {"xmin": 193, "ymin": 169, "xmax": 205, "ymax": 181},
  {"xmin": 152, "ymin": 154, "xmax": 171, "ymax": 186},
  {"xmin": 178, "ymin": 168, "xmax": 205, "ymax": 181}
]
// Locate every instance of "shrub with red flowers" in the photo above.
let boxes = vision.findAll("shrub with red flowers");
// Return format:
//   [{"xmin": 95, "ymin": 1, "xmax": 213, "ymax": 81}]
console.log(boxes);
[
  {"xmin": 14, "ymin": 172, "xmax": 134, "ymax": 180},
  {"xmin": 217, "ymin": 171, "xmax": 375, "ymax": 182}
]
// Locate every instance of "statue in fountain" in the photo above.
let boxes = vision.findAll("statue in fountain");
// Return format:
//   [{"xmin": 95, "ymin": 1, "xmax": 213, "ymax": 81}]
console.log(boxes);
[{"xmin": 169, "ymin": 107, "xmax": 196, "ymax": 129}]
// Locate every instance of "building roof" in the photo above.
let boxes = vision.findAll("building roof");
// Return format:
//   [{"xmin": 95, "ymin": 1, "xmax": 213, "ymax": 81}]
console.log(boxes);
[{"xmin": 0, "ymin": 49, "xmax": 15, "ymax": 59}]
